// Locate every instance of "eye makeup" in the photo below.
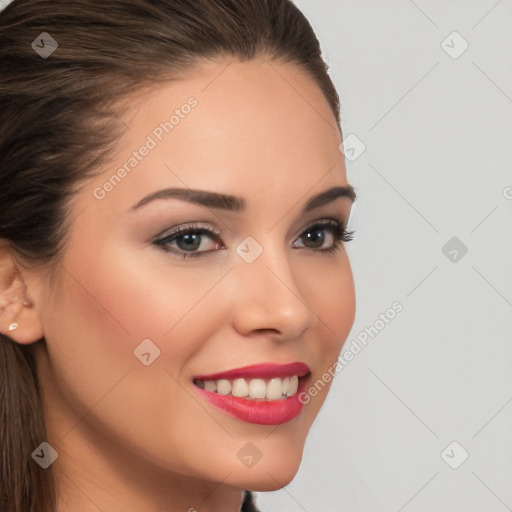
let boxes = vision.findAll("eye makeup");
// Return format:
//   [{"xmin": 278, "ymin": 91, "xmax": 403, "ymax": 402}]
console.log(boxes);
[{"xmin": 152, "ymin": 217, "xmax": 355, "ymax": 259}]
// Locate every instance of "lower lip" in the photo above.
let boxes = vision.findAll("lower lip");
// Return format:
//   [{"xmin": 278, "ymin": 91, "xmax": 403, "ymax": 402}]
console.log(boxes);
[{"xmin": 194, "ymin": 376, "xmax": 309, "ymax": 425}]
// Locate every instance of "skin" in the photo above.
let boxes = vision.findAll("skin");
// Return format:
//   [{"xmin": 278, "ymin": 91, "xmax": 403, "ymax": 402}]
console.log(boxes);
[{"xmin": 0, "ymin": 57, "xmax": 356, "ymax": 512}]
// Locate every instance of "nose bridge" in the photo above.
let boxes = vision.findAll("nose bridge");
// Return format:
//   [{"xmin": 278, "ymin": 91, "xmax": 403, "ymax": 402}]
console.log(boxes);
[{"xmin": 231, "ymin": 237, "xmax": 318, "ymax": 338}]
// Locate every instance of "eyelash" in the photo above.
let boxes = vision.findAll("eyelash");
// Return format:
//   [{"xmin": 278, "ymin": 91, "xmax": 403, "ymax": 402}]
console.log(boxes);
[{"xmin": 153, "ymin": 219, "xmax": 355, "ymax": 260}]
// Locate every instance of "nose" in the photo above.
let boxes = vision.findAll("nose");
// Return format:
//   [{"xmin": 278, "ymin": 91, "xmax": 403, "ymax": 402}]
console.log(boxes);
[{"xmin": 230, "ymin": 247, "xmax": 318, "ymax": 341}]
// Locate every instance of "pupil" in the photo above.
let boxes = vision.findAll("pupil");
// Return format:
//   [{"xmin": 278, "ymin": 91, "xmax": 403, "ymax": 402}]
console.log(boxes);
[
  {"xmin": 305, "ymin": 229, "xmax": 324, "ymax": 248},
  {"xmin": 177, "ymin": 233, "xmax": 201, "ymax": 251}
]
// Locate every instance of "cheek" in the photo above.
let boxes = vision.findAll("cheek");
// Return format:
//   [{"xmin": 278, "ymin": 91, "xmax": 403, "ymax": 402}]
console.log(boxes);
[
  {"xmin": 306, "ymin": 252, "xmax": 356, "ymax": 348},
  {"xmin": 58, "ymin": 236, "xmax": 231, "ymax": 349},
  {"xmin": 40, "ymin": 244, "xmax": 238, "ymax": 472},
  {"xmin": 43, "ymin": 236, "xmax": 236, "ymax": 408},
  {"xmin": 300, "ymin": 254, "xmax": 355, "ymax": 414}
]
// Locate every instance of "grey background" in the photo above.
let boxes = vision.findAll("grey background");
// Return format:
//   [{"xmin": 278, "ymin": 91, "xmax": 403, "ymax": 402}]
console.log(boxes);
[
  {"xmin": 1, "ymin": 0, "xmax": 510, "ymax": 510},
  {"xmin": 257, "ymin": 1, "xmax": 512, "ymax": 511}
]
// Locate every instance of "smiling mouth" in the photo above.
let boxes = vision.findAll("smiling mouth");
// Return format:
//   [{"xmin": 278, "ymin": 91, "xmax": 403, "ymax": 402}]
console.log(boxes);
[
  {"xmin": 191, "ymin": 362, "xmax": 311, "ymax": 425},
  {"xmin": 192, "ymin": 361, "xmax": 311, "ymax": 401},
  {"xmin": 193, "ymin": 375, "xmax": 306, "ymax": 401}
]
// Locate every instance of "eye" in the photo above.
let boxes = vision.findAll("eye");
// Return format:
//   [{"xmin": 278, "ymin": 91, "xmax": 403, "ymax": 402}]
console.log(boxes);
[
  {"xmin": 293, "ymin": 219, "xmax": 354, "ymax": 253},
  {"xmin": 153, "ymin": 223, "xmax": 224, "ymax": 259},
  {"xmin": 152, "ymin": 219, "xmax": 355, "ymax": 259}
]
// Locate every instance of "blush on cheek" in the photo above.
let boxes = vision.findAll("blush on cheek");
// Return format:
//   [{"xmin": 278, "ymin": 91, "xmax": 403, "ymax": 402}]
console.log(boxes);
[{"xmin": 65, "ymin": 242, "xmax": 153, "ymax": 339}]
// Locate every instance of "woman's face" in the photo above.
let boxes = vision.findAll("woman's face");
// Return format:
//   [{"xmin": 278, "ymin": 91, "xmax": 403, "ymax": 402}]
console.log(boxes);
[{"xmin": 30, "ymin": 57, "xmax": 356, "ymax": 501}]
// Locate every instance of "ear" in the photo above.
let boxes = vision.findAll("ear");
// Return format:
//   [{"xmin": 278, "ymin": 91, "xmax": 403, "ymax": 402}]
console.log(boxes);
[{"xmin": 0, "ymin": 241, "xmax": 44, "ymax": 344}]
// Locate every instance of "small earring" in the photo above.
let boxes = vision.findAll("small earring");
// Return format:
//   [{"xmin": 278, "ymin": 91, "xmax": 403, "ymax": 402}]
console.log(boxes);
[{"xmin": 8, "ymin": 320, "xmax": 19, "ymax": 331}]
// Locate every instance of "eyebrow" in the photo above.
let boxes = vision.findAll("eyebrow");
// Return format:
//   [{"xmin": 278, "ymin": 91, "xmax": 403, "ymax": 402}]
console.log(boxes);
[{"xmin": 129, "ymin": 185, "xmax": 356, "ymax": 213}]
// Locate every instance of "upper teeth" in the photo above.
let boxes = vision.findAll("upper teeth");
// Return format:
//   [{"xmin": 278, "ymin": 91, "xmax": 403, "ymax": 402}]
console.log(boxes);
[{"xmin": 194, "ymin": 376, "xmax": 299, "ymax": 400}]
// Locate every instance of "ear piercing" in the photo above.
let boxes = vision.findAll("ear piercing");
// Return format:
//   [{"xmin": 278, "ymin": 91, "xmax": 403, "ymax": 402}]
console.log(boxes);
[{"xmin": 6, "ymin": 297, "xmax": 30, "ymax": 332}]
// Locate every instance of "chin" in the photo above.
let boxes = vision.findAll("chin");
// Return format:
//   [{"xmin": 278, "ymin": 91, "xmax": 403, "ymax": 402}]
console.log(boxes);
[
  {"xmin": 227, "ymin": 445, "xmax": 304, "ymax": 492},
  {"xmin": 246, "ymin": 468, "xmax": 300, "ymax": 492}
]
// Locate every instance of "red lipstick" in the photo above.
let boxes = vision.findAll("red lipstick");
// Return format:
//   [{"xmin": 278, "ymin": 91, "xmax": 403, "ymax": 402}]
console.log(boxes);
[
  {"xmin": 192, "ymin": 362, "xmax": 311, "ymax": 426},
  {"xmin": 194, "ymin": 362, "xmax": 310, "ymax": 381}
]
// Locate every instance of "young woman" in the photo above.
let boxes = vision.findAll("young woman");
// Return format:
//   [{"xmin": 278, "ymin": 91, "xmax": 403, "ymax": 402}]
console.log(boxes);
[{"xmin": 0, "ymin": 1, "xmax": 357, "ymax": 510}]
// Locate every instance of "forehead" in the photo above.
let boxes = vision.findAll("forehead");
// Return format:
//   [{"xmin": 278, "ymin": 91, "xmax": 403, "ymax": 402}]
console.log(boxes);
[{"xmin": 85, "ymin": 57, "xmax": 346, "ymax": 215}]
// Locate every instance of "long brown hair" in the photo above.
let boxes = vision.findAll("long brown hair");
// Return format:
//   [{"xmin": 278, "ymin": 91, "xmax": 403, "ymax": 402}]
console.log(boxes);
[{"xmin": 0, "ymin": 1, "xmax": 342, "ymax": 510}]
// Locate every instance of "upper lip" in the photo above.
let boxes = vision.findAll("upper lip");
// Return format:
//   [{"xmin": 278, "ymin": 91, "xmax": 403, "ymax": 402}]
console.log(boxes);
[{"xmin": 193, "ymin": 362, "xmax": 311, "ymax": 381}]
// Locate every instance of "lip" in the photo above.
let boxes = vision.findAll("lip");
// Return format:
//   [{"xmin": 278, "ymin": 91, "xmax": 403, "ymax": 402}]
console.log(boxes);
[
  {"xmin": 193, "ymin": 361, "xmax": 311, "ymax": 381},
  {"xmin": 193, "ymin": 375, "xmax": 310, "ymax": 425},
  {"xmin": 192, "ymin": 362, "xmax": 311, "ymax": 426}
]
